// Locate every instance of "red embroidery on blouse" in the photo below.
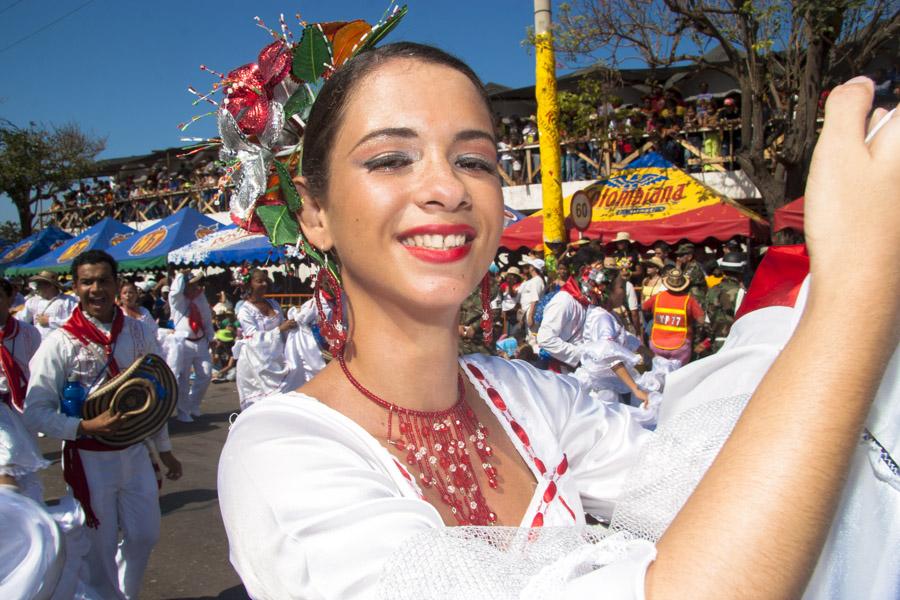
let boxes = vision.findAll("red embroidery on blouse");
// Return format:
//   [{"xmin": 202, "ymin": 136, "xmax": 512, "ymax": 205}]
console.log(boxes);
[{"xmin": 464, "ymin": 361, "xmax": 577, "ymax": 525}]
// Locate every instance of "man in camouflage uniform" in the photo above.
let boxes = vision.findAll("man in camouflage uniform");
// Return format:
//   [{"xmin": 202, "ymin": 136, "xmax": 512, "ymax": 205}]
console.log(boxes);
[
  {"xmin": 704, "ymin": 252, "xmax": 746, "ymax": 352},
  {"xmin": 674, "ymin": 243, "xmax": 708, "ymax": 304}
]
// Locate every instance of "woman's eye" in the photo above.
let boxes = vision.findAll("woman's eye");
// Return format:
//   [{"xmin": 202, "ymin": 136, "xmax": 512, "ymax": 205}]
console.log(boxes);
[
  {"xmin": 456, "ymin": 156, "xmax": 496, "ymax": 173},
  {"xmin": 363, "ymin": 153, "xmax": 412, "ymax": 172}
]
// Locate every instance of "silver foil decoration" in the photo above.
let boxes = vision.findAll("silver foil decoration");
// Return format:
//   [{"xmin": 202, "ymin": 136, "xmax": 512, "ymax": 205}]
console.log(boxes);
[{"xmin": 218, "ymin": 100, "xmax": 285, "ymax": 222}]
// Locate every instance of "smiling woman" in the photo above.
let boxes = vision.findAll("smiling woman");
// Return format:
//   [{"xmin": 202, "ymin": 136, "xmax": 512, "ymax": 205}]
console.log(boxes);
[{"xmin": 216, "ymin": 41, "xmax": 900, "ymax": 600}]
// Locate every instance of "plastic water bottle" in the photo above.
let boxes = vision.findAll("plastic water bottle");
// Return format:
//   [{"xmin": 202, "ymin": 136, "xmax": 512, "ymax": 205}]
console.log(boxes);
[{"xmin": 61, "ymin": 376, "xmax": 87, "ymax": 418}]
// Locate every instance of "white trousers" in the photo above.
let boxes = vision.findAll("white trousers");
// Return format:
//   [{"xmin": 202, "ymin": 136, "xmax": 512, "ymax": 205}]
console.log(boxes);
[
  {"xmin": 176, "ymin": 338, "xmax": 212, "ymax": 416},
  {"xmin": 77, "ymin": 444, "xmax": 160, "ymax": 600}
]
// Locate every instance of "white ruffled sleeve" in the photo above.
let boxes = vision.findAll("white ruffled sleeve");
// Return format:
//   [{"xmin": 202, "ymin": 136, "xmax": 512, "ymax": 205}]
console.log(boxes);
[
  {"xmin": 0, "ymin": 403, "xmax": 49, "ymax": 480},
  {"xmin": 218, "ymin": 395, "xmax": 443, "ymax": 600},
  {"xmin": 546, "ymin": 374, "xmax": 650, "ymax": 519}
]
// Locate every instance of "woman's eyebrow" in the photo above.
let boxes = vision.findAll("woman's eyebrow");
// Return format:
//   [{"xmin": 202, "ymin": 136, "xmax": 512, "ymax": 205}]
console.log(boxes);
[
  {"xmin": 350, "ymin": 127, "xmax": 418, "ymax": 152},
  {"xmin": 455, "ymin": 129, "xmax": 496, "ymax": 145}
]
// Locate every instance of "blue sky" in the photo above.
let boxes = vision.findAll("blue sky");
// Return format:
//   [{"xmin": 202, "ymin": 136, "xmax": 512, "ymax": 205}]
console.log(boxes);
[{"xmin": 0, "ymin": 0, "xmax": 555, "ymax": 224}]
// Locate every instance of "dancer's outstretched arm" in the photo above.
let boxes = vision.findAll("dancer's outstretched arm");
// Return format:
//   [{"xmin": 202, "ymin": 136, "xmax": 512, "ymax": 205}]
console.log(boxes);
[{"xmin": 647, "ymin": 79, "xmax": 899, "ymax": 599}]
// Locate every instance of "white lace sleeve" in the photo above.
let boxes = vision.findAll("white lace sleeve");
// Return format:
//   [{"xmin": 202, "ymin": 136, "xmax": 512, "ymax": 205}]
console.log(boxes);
[{"xmin": 377, "ymin": 526, "xmax": 654, "ymax": 599}]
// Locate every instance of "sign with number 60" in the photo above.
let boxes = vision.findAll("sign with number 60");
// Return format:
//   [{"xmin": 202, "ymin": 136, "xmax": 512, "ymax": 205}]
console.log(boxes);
[{"xmin": 570, "ymin": 191, "xmax": 592, "ymax": 231}]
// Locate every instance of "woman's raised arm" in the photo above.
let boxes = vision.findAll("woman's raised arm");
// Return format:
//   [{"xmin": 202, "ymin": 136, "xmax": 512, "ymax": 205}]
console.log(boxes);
[{"xmin": 647, "ymin": 78, "xmax": 899, "ymax": 599}]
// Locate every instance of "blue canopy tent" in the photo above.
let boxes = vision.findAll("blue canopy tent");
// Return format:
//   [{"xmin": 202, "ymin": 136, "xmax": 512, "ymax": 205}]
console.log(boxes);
[
  {"xmin": 6, "ymin": 218, "xmax": 138, "ymax": 276},
  {"xmin": 106, "ymin": 208, "xmax": 221, "ymax": 271},
  {"xmin": 0, "ymin": 227, "xmax": 72, "ymax": 275},
  {"xmin": 168, "ymin": 224, "xmax": 286, "ymax": 266}
]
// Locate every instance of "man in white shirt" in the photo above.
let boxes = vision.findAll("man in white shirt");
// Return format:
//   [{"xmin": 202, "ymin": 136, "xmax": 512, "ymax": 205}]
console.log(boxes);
[
  {"xmin": 17, "ymin": 270, "xmax": 77, "ymax": 339},
  {"xmin": 23, "ymin": 250, "xmax": 182, "ymax": 600},
  {"xmin": 169, "ymin": 270, "xmax": 214, "ymax": 422},
  {"xmin": 517, "ymin": 257, "xmax": 546, "ymax": 350},
  {"xmin": 536, "ymin": 271, "xmax": 591, "ymax": 372}
]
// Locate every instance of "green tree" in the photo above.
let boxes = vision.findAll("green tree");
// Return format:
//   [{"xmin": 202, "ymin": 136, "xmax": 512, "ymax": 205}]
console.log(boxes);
[
  {"xmin": 552, "ymin": 0, "xmax": 899, "ymax": 221},
  {"xmin": 0, "ymin": 221, "xmax": 22, "ymax": 244},
  {"xmin": 0, "ymin": 120, "xmax": 106, "ymax": 236}
]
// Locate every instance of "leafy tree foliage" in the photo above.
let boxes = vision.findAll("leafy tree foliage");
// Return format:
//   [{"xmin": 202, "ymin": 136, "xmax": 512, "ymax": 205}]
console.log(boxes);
[
  {"xmin": 0, "ymin": 120, "xmax": 106, "ymax": 236},
  {"xmin": 552, "ymin": 0, "xmax": 898, "ymax": 219}
]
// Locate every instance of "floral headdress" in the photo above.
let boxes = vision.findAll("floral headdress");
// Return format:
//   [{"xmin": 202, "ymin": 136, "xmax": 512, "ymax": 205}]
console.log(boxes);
[{"xmin": 182, "ymin": 4, "xmax": 407, "ymax": 277}]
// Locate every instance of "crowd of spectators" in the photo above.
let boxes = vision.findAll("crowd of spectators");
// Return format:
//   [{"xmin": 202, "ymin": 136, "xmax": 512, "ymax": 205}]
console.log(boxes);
[
  {"xmin": 495, "ymin": 63, "xmax": 898, "ymax": 186},
  {"xmin": 50, "ymin": 162, "xmax": 228, "ymax": 225},
  {"xmin": 467, "ymin": 234, "xmax": 753, "ymax": 366}
]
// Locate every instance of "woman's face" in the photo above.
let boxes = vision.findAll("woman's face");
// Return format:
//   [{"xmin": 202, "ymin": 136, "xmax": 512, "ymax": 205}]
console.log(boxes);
[
  {"xmin": 301, "ymin": 59, "xmax": 503, "ymax": 314},
  {"xmin": 608, "ymin": 278, "xmax": 626, "ymax": 308},
  {"xmin": 249, "ymin": 271, "xmax": 269, "ymax": 297},
  {"xmin": 119, "ymin": 284, "xmax": 139, "ymax": 309}
]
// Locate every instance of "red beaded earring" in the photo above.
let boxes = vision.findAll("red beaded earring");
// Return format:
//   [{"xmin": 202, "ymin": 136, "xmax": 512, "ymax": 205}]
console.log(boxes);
[
  {"xmin": 480, "ymin": 273, "xmax": 494, "ymax": 346},
  {"xmin": 314, "ymin": 260, "xmax": 347, "ymax": 354}
]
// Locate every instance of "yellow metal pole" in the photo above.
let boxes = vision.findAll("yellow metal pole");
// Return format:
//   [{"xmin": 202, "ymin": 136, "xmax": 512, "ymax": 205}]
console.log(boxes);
[{"xmin": 534, "ymin": 0, "xmax": 564, "ymax": 267}]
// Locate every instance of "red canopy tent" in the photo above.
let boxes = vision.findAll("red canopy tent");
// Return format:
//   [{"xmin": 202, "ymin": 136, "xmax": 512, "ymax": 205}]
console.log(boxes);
[
  {"xmin": 500, "ymin": 153, "xmax": 767, "ymax": 249},
  {"xmin": 773, "ymin": 197, "xmax": 804, "ymax": 233}
]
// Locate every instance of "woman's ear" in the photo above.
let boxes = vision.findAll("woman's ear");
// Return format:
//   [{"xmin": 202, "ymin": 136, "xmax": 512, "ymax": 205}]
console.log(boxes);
[{"xmin": 293, "ymin": 176, "xmax": 334, "ymax": 251}]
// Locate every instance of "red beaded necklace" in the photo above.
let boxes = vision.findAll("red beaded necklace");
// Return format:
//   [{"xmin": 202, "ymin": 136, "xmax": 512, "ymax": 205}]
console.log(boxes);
[{"xmin": 338, "ymin": 352, "xmax": 499, "ymax": 525}]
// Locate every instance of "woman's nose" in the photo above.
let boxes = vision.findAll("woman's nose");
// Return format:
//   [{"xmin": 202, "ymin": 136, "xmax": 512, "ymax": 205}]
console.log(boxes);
[{"xmin": 416, "ymin": 156, "xmax": 470, "ymax": 212}]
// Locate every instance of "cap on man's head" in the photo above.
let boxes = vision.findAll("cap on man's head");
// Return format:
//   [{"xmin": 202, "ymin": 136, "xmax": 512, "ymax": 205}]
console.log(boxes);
[{"xmin": 675, "ymin": 242, "xmax": 696, "ymax": 256}]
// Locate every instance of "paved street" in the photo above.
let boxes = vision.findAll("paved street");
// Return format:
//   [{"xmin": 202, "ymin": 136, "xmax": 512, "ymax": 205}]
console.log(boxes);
[{"xmin": 38, "ymin": 382, "xmax": 249, "ymax": 600}]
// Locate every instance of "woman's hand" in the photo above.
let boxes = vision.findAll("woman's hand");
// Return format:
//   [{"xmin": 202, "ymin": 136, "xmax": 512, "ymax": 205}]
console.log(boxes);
[
  {"xmin": 804, "ymin": 78, "xmax": 899, "ymax": 294},
  {"xmin": 279, "ymin": 319, "xmax": 299, "ymax": 333}
]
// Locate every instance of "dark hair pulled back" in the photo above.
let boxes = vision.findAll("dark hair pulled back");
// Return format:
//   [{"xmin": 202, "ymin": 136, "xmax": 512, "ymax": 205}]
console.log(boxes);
[{"xmin": 301, "ymin": 42, "xmax": 493, "ymax": 199}]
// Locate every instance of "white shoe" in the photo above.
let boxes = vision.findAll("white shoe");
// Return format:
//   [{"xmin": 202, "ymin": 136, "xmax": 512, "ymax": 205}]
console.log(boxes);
[
  {"xmin": 190, "ymin": 411, "xmax": 203, "ymax": 418},
  {"xmin": 176, "ymin": 412, "xmax": 194, "ymax": 423}
]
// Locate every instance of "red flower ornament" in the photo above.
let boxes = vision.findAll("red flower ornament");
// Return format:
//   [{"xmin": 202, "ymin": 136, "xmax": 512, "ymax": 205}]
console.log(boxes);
[{"xmin": 223, "ymin": 40, "xmax": 292, "ymax": 136}]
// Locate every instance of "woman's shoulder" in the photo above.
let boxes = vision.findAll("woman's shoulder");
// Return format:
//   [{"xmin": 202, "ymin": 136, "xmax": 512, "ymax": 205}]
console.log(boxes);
[
  {"xmin": 222, "ymin": 391, "xmax": 389, "ymax": 470},
  {"xmin": 461, "ymin": 354, "xmax": 582, "ymax": 412}
]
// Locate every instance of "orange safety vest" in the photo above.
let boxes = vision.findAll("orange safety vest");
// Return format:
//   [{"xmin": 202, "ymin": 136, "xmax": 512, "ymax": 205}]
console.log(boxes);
[{"xmin": 650, "ymin": 291, "xmax": 691, "ymax": 350}]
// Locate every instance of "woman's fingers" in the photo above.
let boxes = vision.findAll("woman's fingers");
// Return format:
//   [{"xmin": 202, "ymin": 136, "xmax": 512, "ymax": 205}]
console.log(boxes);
[
  {"xmin": 866, "ymin": 107, "xmax": 889, "ymax": 138},
  {"xmin": 866, "ymin": 106, "xmax": 899, "ymax": 158},
  {"xmin": 820, "ymin": 76, "xmax": 874, "ymax": 152}
]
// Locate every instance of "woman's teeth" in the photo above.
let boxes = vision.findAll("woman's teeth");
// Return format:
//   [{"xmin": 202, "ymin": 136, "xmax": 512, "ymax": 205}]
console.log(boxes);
[{"xmin": 400, "ymin": 234, "xmax": 467, "ymax": 250}]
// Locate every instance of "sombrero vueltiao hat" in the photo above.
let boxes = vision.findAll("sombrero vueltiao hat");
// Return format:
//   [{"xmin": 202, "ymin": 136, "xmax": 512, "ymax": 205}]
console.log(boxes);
[
  {"xmin": 29, "ymin": 270, "xmax": 66, "ymax": 291},
  {"xmin": 81, "ymin": 354, "xmax": 178, "ymax": 447},
  {"xmin": 663, "ymin": 269, "xmax": 691, "ymax": 293}
]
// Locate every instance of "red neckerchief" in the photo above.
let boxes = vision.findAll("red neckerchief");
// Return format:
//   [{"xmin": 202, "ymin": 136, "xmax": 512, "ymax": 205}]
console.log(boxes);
[
  {"xmin": 0, "ymin": 316, "xmax": 28, "ymax": 412},
  {"xmin": 735, "ymin": 245, "xmax": 809, "ymax": 321},
  {"xmin": 62, "ymin": 305, "xmax": 124, "ymax": 376},
  {"xmin": 187, "ymin": 291, "xmax": 204, "ymax": 334},
  {"xmin": 60, "ymin": 304, "xmax": 126, "ymax": 529},
  {"xmin": 560, "ymin": 276, "xmax": 590, "ymax": 306}
]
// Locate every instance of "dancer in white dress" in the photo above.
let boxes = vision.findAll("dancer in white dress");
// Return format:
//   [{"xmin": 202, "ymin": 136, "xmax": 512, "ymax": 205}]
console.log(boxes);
[
  {"xmin": 1, "ymin": 402, "xmax": 98, "ymax": 599},
  {"xmin": 235, "ymin": 269, "xmax": 298, "ymax": 410},
  {"xmin": 119, "ymin": 281, "xmax": 186, "ymax": 401},
  {"xmin": 216, "ymin": 37, "xmax": 899, "ymax": 600}
]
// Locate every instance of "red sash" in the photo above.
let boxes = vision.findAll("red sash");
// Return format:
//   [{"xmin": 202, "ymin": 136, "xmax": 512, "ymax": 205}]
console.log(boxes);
[
  {"xmin": 0, "ymin": 317, "xmax": 28, "ymax": 412},
  {"xmin": 560, "ymin": 277, "xmax": 590, "ymax": 307},
  {"xmin": 60, "ymin": 305, "xmax": 125, "ymax": 528},
  {"xmin": 188, "ymin": 299, "xmax": 204, "ymax": 335}
]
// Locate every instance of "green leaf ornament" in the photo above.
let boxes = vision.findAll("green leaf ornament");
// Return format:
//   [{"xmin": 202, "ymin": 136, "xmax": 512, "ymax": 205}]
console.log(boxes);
[
  {"xmin": 273, "ymin": 160, "xmax": 302, "ymax": 213},
  {"xmin": 354, "ymin": 4, "xmax": 408, "ymax": 56},
  {"xmin": 292, "ymin": 25, "xmax": 331, "ymax": 82},
  {"xmin": 283, "ymin": 85, "xmax": 313, "ymax": 120},
  {"xmin": 256, "ymin": 204, "xmax": 300, "ymax": 247}
]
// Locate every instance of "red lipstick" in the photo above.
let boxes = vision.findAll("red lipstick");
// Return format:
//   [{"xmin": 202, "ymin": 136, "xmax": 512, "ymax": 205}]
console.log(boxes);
[{"xmin": 397, "ymin": 224, "xmax": 476, "ymax": 264}]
